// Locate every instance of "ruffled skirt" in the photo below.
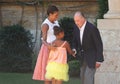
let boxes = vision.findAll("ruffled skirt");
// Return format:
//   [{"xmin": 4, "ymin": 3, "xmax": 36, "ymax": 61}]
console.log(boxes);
[{"xmin": 45, "ymin": 62, "xmax": 69, "ymax": 81}]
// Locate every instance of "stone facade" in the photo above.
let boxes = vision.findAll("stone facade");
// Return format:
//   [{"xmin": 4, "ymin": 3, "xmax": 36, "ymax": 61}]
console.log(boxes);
[
  {"xmin": 95, "ymin": 0, "xmax": 120, "ymax": 84},
  {"xmin": 95, "ymin": 19, "xmax": 120, "ymax": 84},
  {"xmin": 0, "ymin": 1, "xmax": 99, "ymax": 53}
]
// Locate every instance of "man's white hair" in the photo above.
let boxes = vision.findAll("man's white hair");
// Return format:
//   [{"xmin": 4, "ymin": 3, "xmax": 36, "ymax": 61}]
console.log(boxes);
[{"xmin": 74, "ymin": 11, "xmax": 85, "ymax": 18}]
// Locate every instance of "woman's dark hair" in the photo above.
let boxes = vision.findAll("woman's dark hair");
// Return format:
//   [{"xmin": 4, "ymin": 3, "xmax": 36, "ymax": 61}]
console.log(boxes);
[
  {"xmin": 53, "ymin": 26, "xmax": 64, "ymax": 35},
  {"xmin": 47, "ymin": 5, "xmax": 59, "ymax": 16}
]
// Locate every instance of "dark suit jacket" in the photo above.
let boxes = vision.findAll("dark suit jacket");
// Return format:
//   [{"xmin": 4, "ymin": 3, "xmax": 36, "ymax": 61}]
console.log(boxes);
[{"xmin": 72, "ymin": 21, "xmax": 104, "ymax": 68}]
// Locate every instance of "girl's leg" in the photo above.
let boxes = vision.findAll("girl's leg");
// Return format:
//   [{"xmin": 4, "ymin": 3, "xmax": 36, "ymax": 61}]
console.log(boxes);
[
  {"xmin": 44, "ymin": 80, "xmax": 51, "ymax": 84},
  {"xmin": 56, "ymin": 80, "xmax": 62, "ymax": 84},
  {"xmin": 52, "ymin": 78, "xmax": 56, "ymax": 84}
]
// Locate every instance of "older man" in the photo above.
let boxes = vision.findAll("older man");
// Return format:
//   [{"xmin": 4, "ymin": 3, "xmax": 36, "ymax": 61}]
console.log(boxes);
[{"xmin": 72, "ymin": 11, "xmax": 104, "ymax": 84}]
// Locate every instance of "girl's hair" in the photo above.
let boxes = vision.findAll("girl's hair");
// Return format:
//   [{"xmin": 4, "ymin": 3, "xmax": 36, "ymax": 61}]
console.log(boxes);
[
  {"xmin": 53, "ymin": 26, "xmax": 64, "ymax": 35},
  {"xmin": 47, "ymin": 5, "xmax": 59, "ymax": 16}
]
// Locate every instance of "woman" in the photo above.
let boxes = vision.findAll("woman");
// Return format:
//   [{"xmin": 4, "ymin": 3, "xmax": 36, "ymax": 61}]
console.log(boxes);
[{"xmin": 32, "ymin": 5, "xmax": 59, "ymax": 84}]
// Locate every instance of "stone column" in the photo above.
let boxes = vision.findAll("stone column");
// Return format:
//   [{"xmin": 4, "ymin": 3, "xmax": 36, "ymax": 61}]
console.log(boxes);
[
  {"xmin": 95, "ymin": 0, "xmax": 120, "ymax": 84},
  {"xmin": 104, "ymin": 0, "xmax": 120, "ymax": 18}
]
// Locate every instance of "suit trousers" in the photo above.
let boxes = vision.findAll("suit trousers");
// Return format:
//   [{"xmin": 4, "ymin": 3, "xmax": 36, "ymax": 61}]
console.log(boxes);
[{"xmin": 80, "ymin": 60, "xmax": 96, "ymax": 84}]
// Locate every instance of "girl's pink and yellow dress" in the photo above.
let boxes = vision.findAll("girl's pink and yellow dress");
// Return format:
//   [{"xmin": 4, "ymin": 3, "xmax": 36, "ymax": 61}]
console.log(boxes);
[
  {"xmin": 32, "ymin": 44, "xmax": 49, "ymax": 80},
  {"xmin": 45, "ymin": 42, "xmax": 69, "ymax": 81}
]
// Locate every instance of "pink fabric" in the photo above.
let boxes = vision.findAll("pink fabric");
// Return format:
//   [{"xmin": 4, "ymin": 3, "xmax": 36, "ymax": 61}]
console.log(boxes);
[
  {"xmin": 32, "ymin": 44, "xmax": 49, "ymax": 80},
  {"xmin": 48, "ymin": 48, "xmax": 67, "ymax": 64},
  {"xmin": 48, "ymin": 41, "xmax": 67, "ymax": 64}
]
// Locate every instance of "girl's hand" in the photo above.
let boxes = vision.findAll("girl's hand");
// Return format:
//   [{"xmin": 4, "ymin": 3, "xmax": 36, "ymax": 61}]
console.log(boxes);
[{"xmin": 72, "ymin": 51, "xmax": 76, "ymax": 57}]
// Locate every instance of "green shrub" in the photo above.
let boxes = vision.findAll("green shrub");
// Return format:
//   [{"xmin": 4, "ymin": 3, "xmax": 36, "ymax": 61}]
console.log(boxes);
[
  {"xmin": 94, "ymin": 0, "xmax": 108, "ymax": 25},
  {"xmin": 0, "ymin": 24, "xmax": 34, "ymax": 72},
  {"xmin": 68, "ymin": 60, "xmax": 80, "ymax": 77},
  {"xmin": 59, "ymin": 17, "xmax": 75, "ymax": 61},
  {"xmin": 97, "ymin": 0, "xmax": 108, "ymax": 19},
  {"xmin": 59, "ymin": 17, "xmax": 74, "ymax": 45}
]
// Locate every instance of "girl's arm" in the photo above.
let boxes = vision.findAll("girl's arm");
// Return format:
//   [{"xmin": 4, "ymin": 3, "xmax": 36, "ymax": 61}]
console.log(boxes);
[{"xmin": 65, "ymin": 41, "xmax": 75, "ymax": 57}]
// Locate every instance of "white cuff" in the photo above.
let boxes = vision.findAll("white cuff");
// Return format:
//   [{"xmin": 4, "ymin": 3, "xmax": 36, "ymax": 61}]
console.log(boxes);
[
  {"xmin": 72, "ymin": 49, "xmax": 77, "ymax": 55},
  {"xmin": 96, "ymin": 62, "xmax": 102, "ymax": 64}
]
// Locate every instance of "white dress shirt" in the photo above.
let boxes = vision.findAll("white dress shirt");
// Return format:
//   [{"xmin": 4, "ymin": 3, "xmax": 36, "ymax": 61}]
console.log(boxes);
[{"xmin": 79, "ymin": 21, "xmax": 87, "ymax": 44}]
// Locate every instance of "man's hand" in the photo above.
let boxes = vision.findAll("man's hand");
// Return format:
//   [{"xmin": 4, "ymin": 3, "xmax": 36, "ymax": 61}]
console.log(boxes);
[{"xmin": 96, "ymin": 62, "xmax": 101, "ymax": 69}]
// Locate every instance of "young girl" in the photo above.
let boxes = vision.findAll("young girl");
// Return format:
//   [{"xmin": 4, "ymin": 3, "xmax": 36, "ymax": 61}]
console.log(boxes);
[{"xmin": 45, "ymin": 26, "xmax": 75, "ymax": 84}]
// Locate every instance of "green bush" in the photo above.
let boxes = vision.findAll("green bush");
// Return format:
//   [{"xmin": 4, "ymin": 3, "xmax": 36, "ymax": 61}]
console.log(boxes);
[
  {"xmin": 59, "ymin": 17, "xmax": 74, "ymax": 45},
  {"xmin": 94, "ymin": 0, "xmax": 108, "ymax": 25},
  {"xmin": 0, "ymin": 24, "xmax": 34, "ymax": 72},
  {"xmin": 68, "ymin": 60, "xmax": 80, "ymax": 77},
  {"xmin": 59, "ymin": 17, "xmax": 75, "ymax": 61},
  {"xmin": 97, "ymin": 0, "xmax": 108, "ymax": 19}
]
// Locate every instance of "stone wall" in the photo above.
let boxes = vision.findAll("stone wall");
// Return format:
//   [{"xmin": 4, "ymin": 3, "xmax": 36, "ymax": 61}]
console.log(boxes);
[
  {"xmin": 0, "ymin": 1, "xmax": 99, "ymax": 54},
  {"xmin": 95, "ymin": 0, "xmax": 120, "ymax": 84},
  {"xmin": 95, "ymin": 19, "xmax": 120, "ymax": 84}
]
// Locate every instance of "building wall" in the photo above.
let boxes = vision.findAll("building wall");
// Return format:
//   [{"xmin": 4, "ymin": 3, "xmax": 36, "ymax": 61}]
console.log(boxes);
[{"xmin": 0, "ymin": 1, "xmax": 99, "ymax": 53}]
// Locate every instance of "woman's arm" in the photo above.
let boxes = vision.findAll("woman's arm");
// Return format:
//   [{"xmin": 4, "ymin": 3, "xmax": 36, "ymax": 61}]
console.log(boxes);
[
  {"xmin": 41, "ymin": 24, "xmax": 49, "ymax": 46},
  {"xmin": 41, "ymin": 23, "xmax": 49, "ymax": 41}
]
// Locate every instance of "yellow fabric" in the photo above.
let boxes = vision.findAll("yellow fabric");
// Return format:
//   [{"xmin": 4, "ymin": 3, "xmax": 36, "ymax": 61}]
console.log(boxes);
[{"xmin": 45, "ymin": 62, "xmax": 69, "ymax": 81}]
